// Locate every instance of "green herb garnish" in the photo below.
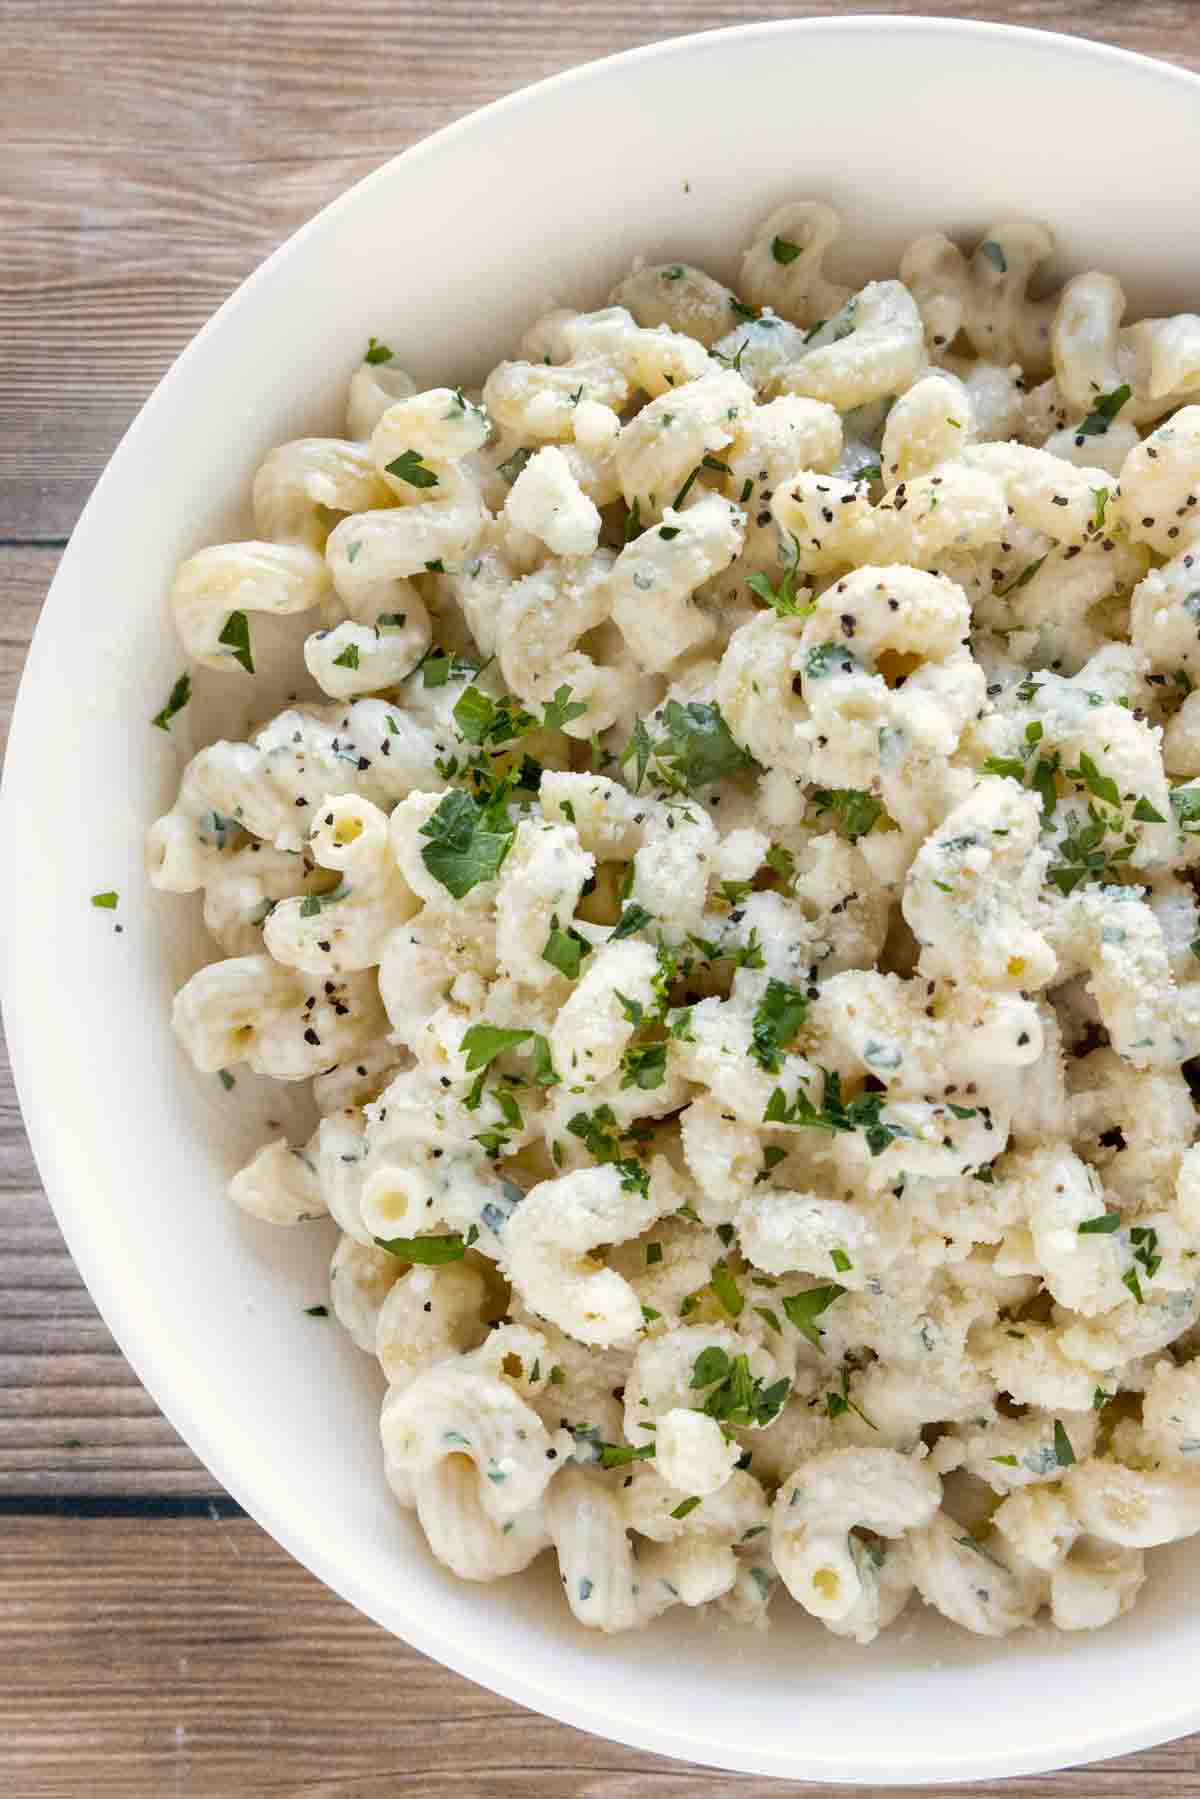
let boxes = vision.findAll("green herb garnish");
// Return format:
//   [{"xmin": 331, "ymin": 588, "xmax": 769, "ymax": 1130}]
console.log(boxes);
[
  {"xmin": 217, "ymin": 610, "xmax": 254, "ymax": 674},
  {"xmin": 151, "ymin": 672, "xmax": 191, "ymax": 731},
  {"xmin": 385, "ymin": 449, "xmax": 439, "ymax": 489},
  {"xmin": 1077, "ymin": 384, "xmax": 1132, "ymax": 438}
]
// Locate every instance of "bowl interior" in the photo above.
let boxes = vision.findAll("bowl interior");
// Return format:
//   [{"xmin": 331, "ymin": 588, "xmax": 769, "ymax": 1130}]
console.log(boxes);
[{"xmin": 6, "ymin": 16, "xmax": 1200, "ymax": 1783}]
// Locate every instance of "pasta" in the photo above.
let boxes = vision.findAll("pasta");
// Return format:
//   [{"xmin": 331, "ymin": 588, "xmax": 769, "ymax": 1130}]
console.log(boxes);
[{"xmin": 149, "ymin": 203, "xmax": 1200, "ymax": 1645}]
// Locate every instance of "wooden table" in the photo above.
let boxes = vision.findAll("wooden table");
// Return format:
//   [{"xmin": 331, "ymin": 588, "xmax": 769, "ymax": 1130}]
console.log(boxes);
[{"xmin": 5, "ymin": 2, "xmax": 1200, "ymax": 1792}]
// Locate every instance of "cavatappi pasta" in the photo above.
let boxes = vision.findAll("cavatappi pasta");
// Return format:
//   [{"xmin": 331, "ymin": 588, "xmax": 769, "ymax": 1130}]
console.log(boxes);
[{"xmin": 149, "ymin": 204, "xmax": 1200, "ymax": 1642}]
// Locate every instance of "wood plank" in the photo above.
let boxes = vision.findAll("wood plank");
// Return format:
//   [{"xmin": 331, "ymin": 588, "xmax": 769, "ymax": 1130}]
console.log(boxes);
[
  {"xmin": 2, "ymin": 0, "xmax": 1197, "ymax": 538},
  {"xmin": 0, "ymin": 1513, "xmax": 1197, "ymax": 1799},
  {"xmin": 6, "ymin": 4, "xmax": 1200, "ymax": 1791}
]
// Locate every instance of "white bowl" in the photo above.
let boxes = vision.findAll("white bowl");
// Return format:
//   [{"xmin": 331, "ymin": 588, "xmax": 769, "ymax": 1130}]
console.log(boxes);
[{"xmin": 6, "ymin": 14, "xmax": 1200, "ymax": 1783}]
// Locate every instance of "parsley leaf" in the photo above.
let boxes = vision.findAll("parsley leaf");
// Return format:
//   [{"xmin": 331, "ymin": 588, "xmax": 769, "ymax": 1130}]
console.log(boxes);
[
  {"xmin": 750, "ymin": 979, "xmax": 808, "ymax": 1073},
  {"xmin": 420, "ymin": 789, "xmax": 515, "ymax": 897},
  {"xmin": 542, "ymin": 684, "xmax": 587, "ymax": 733},
  {"xmin": 611, "ymin": 902, "xmax": 653, "ymax": 940},
  {"xmin": 708, "ymin": 1260, "xmax": 744, "ymax": 1317},
  {"xmin": 566, "ymin": 1106, "xmax": 648, "ymax": 1194},
  {"xmin": 763, "ymin": 1069, "xmax": 910, "ymax": 1157},
  {"xmin": 620, "ymin": 1041, "xmax": 668, "ymax": 1091},
  {"xmin": 1077, "ymin": 384, "xmax": 1132, "ymax": 438},
  {"xmin": 655, "ymin": 699, "xmax": 753, "ymax": 789},
  {"xmin": 543, "ymin": 917, "xmax": 592, "ymax": 980},
  {"xmin": 374, "ymin": 1232, "xmax": 466, "ymax": 1263},
  {"xmin": 1067, "ymin": 751, "xmax": 1121, "ymax": 808},
  {"xmin": 597, "ymin": 1440, "xmax": 656, "ymax": 1469},
  {"xmin": 689, "ymin": 1346, "xmax": 788, "ymax": 1427},
  {"xmin": 1052, "ymin": 1420, "xmax": 1077, "ymax": 1467},
  {"xmin": 460, "ymin": 1023, "xmax": 534, "ymax": 1072},
  {"xmin": 781, "ymin": 1283, "xmax": 846, "ymax": 1348},
  {"xmin": 811, "ymin": 787, "xmax": 883, "ymax": 841},
  {"xmin": 217, "ymin": 610, "xmax": 254, "ymax": 674},
  {"xmin": 1131, "ymin": 1223, "xmax": 1162, "ymax": 1281},
  {"xmin": 385, "ymin": 449, "xmax": 439, "ymax": 489},
  {"xmin": 619, "ymin": 716, "xmax": 655, "ymax": 793},
  {"xmin": 452, "ymin": 685, "xmax": 536, "ymax": 747},
  {"xmin": 1078, "ymin": 1211, "xmax": 1122, "ymax": 1235},
  {"xmin": 996, "ymin": 556, "xmax": 1046, "ymax": 598},
  {"xmin": 746, "ymin": 562, "xmax": 812, "ymax": 619},
  {"xmin": 1172, "ymin": 787, "xmax": 1200, "ymax": 832},
  {"xmin": 151, "ymin": 672, "xmax": 192, "ymax": 731}
]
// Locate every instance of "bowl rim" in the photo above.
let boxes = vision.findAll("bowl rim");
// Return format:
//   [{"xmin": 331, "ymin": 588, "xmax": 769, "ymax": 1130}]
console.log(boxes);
[{"xmin": 7, "ymin": 12, "xmax": 1200, "ymax": 1783}]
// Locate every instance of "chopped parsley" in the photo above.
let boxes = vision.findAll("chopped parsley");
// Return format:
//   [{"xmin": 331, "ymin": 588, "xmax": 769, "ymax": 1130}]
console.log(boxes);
[
  {"xmin": 670, "ymin": 1495, "xmax": 703, "ymax": 1519},
  {"xmin": 566, "ymin": 1106, "xmax": 649, "ymax": 1195},
  {"xmin": 332, "ymin": 643, "xmax": 361, "ymax": 670},
  {"xmin": 810, "ymin": 787, "xmax": 883, "ymax": 841},
  {"xmin": 652, "ymin": 700, "xmax": 753, "ymax": 791},
  {"xmin": 217, "ymin": 609, "xmax": 254, "ymax": 674},
  {"xmin": 419, "ymin": 788, "xmax": 515, "ymax": 898},
  {"xmin": 611, "ymin": 902, "xmax": 653, "ymax": 941},
  {"xmin": 764, "ymin": 1069, "xmax": 910, "ymax": 1158},
  {"xmin": 1053, "ymin": 1420, "xmax": 1076, "ymax": 1467},
  {"xmin": 689, "ymin": 1346, "xmax": 789, "ymax": 1427},
  {"xmin": 151, "ymin": 671, "xmax": 191, "ymax": 731},
  {"xmin": 708, "ymin": 1260, "xmax": 744, "ymax": 1318},
  {"xmin": 620, "ymin": 716, "xmax": 655, "ymax": 792},
  {"xmin": 365, "ymin": 337, "xmax": 394, "ymax": 364},
  {"xmin": 996, "ymin": 556, "xmax": 1046, "ymax": 598},
  {"xmin": 461, "ymin": 1023, "xmax": 536, "ymax": 1071},
  {"xmin": 1131, "ymin": 1224, "xmax": 1162, "ymax": 1281},
  {"xmin": 1067, "ymin": 751, "xmax": 1120, "ymax": 808},
  {"xmin": 620, "ymin": 1041, "xmax": 668, "ymax": 1091},
  {"xmin": 304, "ymin": 1304, "xmax": 329, "ymax": 1317},
  {"xmin": 421, "ymin": 649, "xmax": 478, "ymax": 688},
  {"xmin": 1077, "ymin": 383, "xmax": 1132, "ymax": 438},
  {"xmin": 755, "ymin": 1145, "xmax": 787, "ymax": 1185},
  {"xmin": 596, "ymin": 1440, "xmax": 655, "ymax": 1469},
  {"xmin": 765, "ymin": 842, "xmax": 796, "ymax": 887},
  {"xmin": 746, "ymin": 558, "xmax": 812, "ymax": 619},
  {"xmin": 374, "ymin": 1232, "xmax": 466, "ymax": 1263},
  {"xmin": 1078, "ymin": 1211, "xmax": 1122, "ymax": 1235},
  {"xmin": 1171, "ymin": 787, "xmax": 1200, "ymax": 833},
  {"xmin": 542, "ymin": 684, "xmax": 588, "ymax": 732},
  {"xmin": 385, "ymin": 449, "xmax": 439, "ymax": 489},
  {"xmin": 771, "ymin": 237, "xmax": 801, "ymax": 264},
  {"xmin": 781, "ymin": 1283, "xmax": 846, "ymax": 1349},
  {"xmin": 749, "ymin": 979, "xmax": 808, "ymax": 1073},
  {"xmin": 90, "ymin": 890, "xmax": 118, "ymax": 910},
  {"xmin": 453, "ymin": 685, "xmax": 534, "ymax": 746},
  {"xmin": 543, "ymin": 917, "xmax": 592, "ymax": 980}
]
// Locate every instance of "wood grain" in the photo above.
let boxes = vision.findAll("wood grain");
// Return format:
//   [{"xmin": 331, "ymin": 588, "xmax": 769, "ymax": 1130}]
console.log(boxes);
[
  {"xmin": 3, "ymin": 0, "xmax": 1198, "ymax": 539},
  {"xmin": 4, "ymin": 1514, "xmax": 1200, "ymax": 1799},
  {"xmin": 6, "ymin": 2, "xmax": 1200, "ymax": 1793}
]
